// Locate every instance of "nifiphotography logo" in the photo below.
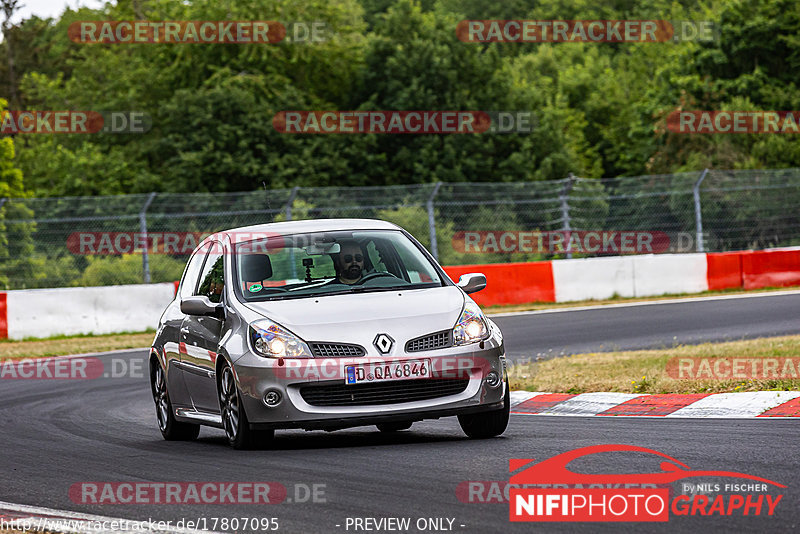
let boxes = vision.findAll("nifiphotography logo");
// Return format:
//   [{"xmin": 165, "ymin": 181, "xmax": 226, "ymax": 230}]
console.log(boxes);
[{"xmin": 508, "ymin": 445, "xmax": 784, "ymax": 522}]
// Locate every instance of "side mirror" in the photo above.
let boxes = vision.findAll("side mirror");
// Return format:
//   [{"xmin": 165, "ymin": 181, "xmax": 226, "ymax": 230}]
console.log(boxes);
[
  {"xmin": 181, "ymin": 296, "xmax": 224, "ymax": 318},
  {"xmin": 457, "ymin": 273, "xmax": 487, "ymax": 294}
]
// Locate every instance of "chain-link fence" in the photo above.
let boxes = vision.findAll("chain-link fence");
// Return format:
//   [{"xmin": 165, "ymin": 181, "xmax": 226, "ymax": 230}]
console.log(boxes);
[{"xmin": 1, "ymin": 168, "xmax": 799, "ymax": 289}]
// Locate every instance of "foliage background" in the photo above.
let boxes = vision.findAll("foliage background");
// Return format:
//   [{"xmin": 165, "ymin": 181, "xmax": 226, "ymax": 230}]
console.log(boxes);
[{"xmin": 2, "ymin": 0, "xmax": 798, "ymax": 197}]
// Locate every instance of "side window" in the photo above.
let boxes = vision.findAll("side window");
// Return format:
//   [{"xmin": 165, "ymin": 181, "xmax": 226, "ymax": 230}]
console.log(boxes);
[
  {"xmin": 179, "ymin": 250, "xmax": 207, "ymax": 299},
  {"xmin": 196, "ymin": 247, "xmax": 224, "ymax": 303},
  {"xmin": 395, "ymin": 240, "xmax": 437, "ymax": 283}
]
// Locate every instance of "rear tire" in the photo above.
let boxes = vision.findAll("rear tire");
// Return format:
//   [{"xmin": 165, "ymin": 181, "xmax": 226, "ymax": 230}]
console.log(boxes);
[
  {"xmin": 458, "ymin": 382, "xmax": 510, "ymax": 439},
  {"xmin": 376, "ymin": 422, "xmax": 413, "ymax": 432},
  {"xmin": 151, "ymin": 360, "xmax": 200, "ymax": 441},
  {"xmin": 219, "ymin": 363, "xmax": 274, "ymax": 450}
]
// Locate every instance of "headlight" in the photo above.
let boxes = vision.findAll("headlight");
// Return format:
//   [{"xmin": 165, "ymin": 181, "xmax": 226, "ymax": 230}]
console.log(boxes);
[
  {"xmin": 249, "ymin": 319, "xmax": 313, "ymax": 358},
  {"xmin": 453, "ymin": 300, "xmax": 490, "ymax": 346}
]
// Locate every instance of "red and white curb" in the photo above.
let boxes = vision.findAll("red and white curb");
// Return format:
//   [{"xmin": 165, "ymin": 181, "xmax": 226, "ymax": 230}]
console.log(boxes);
[
  {"xmin": 0, "ymin": 500, "xmax": 220, "ymax": 534},
  {"xmin": 510, "ymin": 390, "xmax": 800, "ymax": 418}
]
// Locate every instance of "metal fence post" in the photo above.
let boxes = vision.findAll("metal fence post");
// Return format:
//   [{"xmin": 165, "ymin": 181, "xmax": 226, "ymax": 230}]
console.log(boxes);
[
  {"xmin": 139, "ymin": 192, "xmax": 157, "ymax": 283},
  {"xmin": 560, "ymin": 174, "xmax": 575, "ymax": 259},
  {"xmin": 285, "ymin": 187, "xmax": 300, "ymax": 279},
  {"xmin": 694, "ymin": 168, "xmax": 709, "ymax": 252},
  {"xmin": 285, "ymin": 186, "xmax": 299, "ymax": 221},
  {"xmin": 427, "ymin": 182, "xmax": 442, "ymax": 260}
]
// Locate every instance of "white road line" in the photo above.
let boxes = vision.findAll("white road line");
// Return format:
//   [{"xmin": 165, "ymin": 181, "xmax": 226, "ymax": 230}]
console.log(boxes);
[
  {"xmin": 488, "ymin": 289, "xmax": 800, "ymax": 317},
  {"xmin": 537, "ymin": 392, "xmax": 646, "ymax": 416},
  {"xmin": 666, "ymin": 391, "xmax": 800, "ymax": 418},
  {"xmin": 0, "ymin": 500, "xmax": 221, "ymax": 534}
]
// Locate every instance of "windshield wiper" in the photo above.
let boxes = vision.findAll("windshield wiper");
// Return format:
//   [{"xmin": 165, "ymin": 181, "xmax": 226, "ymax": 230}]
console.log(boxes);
[
  {"xmin": 346, "ymin": 285, "xmax": 401, "ymax": 293},
  {"xmin": 255, "ymin": 283, "xmax": 437, "ymax": 300}
]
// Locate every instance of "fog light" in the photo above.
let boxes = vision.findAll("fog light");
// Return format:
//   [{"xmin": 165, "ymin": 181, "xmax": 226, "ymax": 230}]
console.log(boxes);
[
  {"xmin": 263, "ymin": 390, "xmax": 282, "ymax": 407},
  {"xmin": 485, "ymin": 371, "xmax": 501, "ymax": 389}
]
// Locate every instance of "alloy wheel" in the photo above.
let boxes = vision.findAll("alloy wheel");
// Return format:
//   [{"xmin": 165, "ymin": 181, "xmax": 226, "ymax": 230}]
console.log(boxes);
[
  {"xmin": 152, "ymin": 364, "xmax": 170, "ymax": 432},
  {"xmin": 219, "ymin": 366, "xmax": 240, "ymax": 442}
]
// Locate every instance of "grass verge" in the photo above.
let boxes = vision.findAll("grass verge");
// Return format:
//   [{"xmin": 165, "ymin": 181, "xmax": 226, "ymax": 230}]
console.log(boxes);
[
  {"xmin": 0, "ymin": 331, "xmax": 154, "ymax": 360},
  {"xmin": 509, "ymin": 335, "xmax": 800, "ymax": 394},
  {"xmin": 485, "ymin": 285, "xmax": 798, "ymax": 314}
]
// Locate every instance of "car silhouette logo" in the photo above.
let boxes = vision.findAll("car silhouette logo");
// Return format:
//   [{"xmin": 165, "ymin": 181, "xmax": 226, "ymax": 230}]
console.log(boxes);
[
  {"xmin": 373, "ymin": 334, "xmax": 394, "ymax": 354},
  {"xmin": 509, "ymin": 444, "xmax": 785, "ymax": 487}
]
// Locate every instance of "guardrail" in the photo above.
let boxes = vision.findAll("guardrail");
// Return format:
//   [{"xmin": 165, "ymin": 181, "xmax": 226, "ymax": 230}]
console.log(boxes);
[{"xmin": 447, "ymin": 248, "xmax": 800, "ymax": 307}]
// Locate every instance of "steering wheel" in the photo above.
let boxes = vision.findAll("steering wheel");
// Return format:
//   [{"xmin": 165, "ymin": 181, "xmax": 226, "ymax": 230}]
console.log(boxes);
[{"xmin": 355, "ymin": 271, "xmax": 398, "ymax": 285}]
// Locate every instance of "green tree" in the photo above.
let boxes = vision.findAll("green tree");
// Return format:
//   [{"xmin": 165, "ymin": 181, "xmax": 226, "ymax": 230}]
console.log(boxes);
[
  {"xmin": 79, "ymin": 253, "xmax": 186, "ymax": 286},
  {"xmin": 0, "ymin": 98, "xmax": 36, "ymax": 288}
]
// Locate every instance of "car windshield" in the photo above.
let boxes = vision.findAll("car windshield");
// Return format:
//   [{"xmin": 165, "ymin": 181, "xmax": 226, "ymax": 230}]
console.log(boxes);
[{"xmin": 234, "ymin": 229, "xmax": 445, "ymax": 301}]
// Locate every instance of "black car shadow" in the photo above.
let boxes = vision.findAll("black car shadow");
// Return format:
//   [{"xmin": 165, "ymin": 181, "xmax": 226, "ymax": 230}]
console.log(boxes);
[{"xmin": 194, "ymin": 426, "xmax": 480, "ymax": 451}]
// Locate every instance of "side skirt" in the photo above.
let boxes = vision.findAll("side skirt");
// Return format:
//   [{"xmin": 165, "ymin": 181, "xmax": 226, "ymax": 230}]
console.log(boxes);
[{"xmin": 174, "ymin": 406, "xmax": 223, "ymax": 428}]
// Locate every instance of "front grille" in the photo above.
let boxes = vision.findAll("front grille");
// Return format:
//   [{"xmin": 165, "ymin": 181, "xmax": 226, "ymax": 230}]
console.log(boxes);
[
  {"xmin": 406, "ymin": 330, "xmax": 452, "ymax": 352},
  {"xmin": 309, "ymin": 343, "xmax": 366, "ymax": 358},
  {"xmin": 299, "ymin": 378, "xmax": 470, "ymax": 406}
]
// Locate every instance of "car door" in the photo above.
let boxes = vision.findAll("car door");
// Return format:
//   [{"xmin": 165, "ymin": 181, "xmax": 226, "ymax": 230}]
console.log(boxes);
[
  {"xmin": 180, "ymin": 244, "xmax": 226, "ymax": 412},
  {"xmin": 161, "ymin": 248, "xmax": 208, "ymax": 411}
]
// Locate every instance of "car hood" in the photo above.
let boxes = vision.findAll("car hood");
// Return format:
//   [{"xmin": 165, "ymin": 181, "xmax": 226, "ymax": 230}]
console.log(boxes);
[{"xmin": 241, "ymin": 286, "xmax": 466, "ymax": 356}]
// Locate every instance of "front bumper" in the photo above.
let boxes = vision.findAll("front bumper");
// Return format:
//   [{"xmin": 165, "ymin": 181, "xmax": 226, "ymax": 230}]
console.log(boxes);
[{"xmin": 232, "ymin": 338, "xmax": 506, "ymax": 431}]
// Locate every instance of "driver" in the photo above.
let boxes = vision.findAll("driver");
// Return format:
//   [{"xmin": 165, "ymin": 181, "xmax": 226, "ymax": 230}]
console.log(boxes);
[{"xmin": 334, "ymin": 240, "xmax": 365, "ymax": 284}]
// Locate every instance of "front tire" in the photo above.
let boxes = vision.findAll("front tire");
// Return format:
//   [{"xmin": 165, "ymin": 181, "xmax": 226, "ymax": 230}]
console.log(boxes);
[
  {"xmin": 218, "ymin": 363, "xmax": 273, "ymax": 450},
  {"xmin": 151, "ymin": 360, "xmax": 200, "ymax": 441},
  {"xmin": 458, "ymin": 382, "xmax": 510, "ymax": 439}
]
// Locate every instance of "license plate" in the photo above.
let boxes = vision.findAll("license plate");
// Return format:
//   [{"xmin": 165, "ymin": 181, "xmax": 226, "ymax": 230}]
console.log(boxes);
[{"xmin": 345, "ymin": 359, "xmax": 431, "ymax": 385}]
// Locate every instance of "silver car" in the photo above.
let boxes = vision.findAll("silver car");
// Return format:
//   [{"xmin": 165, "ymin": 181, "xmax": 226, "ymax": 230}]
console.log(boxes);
[{"xmin": 150, "ymin": 219, "xmax": 508, "ymax": 449}]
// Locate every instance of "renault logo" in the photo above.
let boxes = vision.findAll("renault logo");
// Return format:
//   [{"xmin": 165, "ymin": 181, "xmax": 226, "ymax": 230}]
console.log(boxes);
[{"xmin": 373, "ymin": 334, "xmax": 394, "ymax": 354}]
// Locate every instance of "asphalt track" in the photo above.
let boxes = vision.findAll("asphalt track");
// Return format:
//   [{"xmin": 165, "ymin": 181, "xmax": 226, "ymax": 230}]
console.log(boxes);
[
  {"xmin": 493, "ymin": 290, "xmax": 800, "ymax": 360},
  {"xmin": 2, "ymin": 292, "xmax": 800, "ymax": 533}
]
